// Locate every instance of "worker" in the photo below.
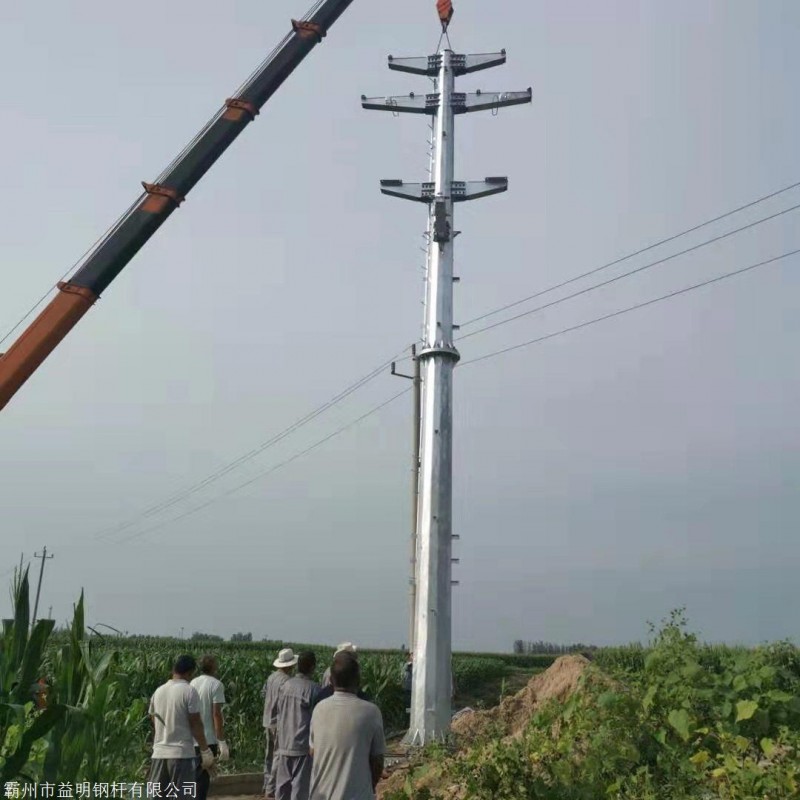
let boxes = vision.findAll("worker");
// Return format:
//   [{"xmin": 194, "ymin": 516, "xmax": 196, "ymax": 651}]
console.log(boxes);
[
  {"xmin": 190, "ymin": 654, "xmax": 230, "ymax": 800},
  {"xmin": 320, "ymin": 642, "xmax": 356, "ymax": 688},
  {"xmin": 30, "ymin": 677, "xmax": 48, "ymax": 709},
  {"xmin": 314, "ymin": 655, "xmax": 369, "ymax": 705},
  {"xmin": 147, "ymin": 655, "xmax": 215, "ymax": 794},
  {"xmin": 263, "ymin": 648, "xmax": 298, "ymax": 799},
  {"xmin": 401, "ymin": 651, "xmax": 413, "ymax": 716},
  {"xmin": 275, "ymin": 651, "xmax": 319, "ymax": 800},
  {"xmin": 308, "ymin": 651, "xmax": 385, "ymax": 800}
]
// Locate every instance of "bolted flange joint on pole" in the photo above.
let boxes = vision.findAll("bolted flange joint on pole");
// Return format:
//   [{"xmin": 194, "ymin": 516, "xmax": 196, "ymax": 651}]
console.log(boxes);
[{"xmin": 363, "ymin": 44, "xmax": 530, "ymax": 746}]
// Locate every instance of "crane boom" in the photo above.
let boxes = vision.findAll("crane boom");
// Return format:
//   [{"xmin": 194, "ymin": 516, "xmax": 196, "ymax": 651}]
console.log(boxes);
[{"xmin": 0, "ymin": 0, "xmax": 355, "ymax": 411}]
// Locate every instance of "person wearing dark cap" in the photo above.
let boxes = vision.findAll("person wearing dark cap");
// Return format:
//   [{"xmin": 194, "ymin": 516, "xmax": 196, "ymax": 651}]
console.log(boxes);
[
  {"xmin": 147, "ymin": 654, "xmax": 215, "ymax": 793},
  {"xmin": 308, "ymin": 652, "xmax": 385, "ymax": 800},
  {"xmin": 275, "ymin": 651, "xmax": 319, "ymax": 800}
]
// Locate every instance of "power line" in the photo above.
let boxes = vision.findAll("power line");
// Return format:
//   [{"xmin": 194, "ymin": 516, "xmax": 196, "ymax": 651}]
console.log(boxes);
[
  {"xmin": 109, "ymin": 246, "xmax": 797, "ymax": 543},
  {"xmin": 460, "ymin": 248, "xmax": 799, "ymax": 367},
  {"xmin": 115, "ymin": 386, "xmax": 411, "ymax": 544},
  {"xmin": 96, "ymin": 346, "xmax": 414, "ymax": 540},
  {"xmin": 460, "ymin": 178, "xmax": 800, "ymax": 329},
  {"xmin": 457, "ymin": 202, "xmax": 800, "ymax": 342}
]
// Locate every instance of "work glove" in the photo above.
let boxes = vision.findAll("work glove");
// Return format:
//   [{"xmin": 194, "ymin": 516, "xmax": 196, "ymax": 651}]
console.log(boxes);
[
  {"xmin": 199, "ymin": 748, "xmax": 216, "ymax": 772},
  {"xmin": 217, "ymin": 740, "xmax": 230, "ymax": 761}
]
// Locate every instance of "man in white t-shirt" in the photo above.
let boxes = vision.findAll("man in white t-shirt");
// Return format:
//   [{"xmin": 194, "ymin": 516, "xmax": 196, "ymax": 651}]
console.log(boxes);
[
  {"xmin": 147, "ymin": 655, "xmax": 215, "ymax": 794},
  {"xmin": 309, "ymin": 652, "xmax": 385, "ymax": 800},
  {"xmin": 191, "ymin": 654, "xmax": 229, "ymax": 800}
]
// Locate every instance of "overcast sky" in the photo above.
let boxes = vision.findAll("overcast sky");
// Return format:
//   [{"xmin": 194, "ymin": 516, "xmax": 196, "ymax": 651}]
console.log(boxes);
[{"xmin": 1, "ymin": 0, "xmax": 797, "ymax": 651}]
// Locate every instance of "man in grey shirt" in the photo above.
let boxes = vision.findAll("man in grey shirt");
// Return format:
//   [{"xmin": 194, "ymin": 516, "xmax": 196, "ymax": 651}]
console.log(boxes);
[
  {"xmin": 309, "ymin": 652, "xmax": 385, "ymax": 800},
  {"xmin": 275, "ymin": 651, "xmax": 319, "ymax": 800},
  {"xmin": 262, "ymin": 648, "xmax": 297, "ymax": 799}
]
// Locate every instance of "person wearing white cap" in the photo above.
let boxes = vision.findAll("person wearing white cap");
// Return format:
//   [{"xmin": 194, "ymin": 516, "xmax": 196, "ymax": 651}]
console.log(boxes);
[
  {"xmin": 320, "ymin": 643, "xmax": 356, "ymax": 688},
  {"xmin": 262, "ymin": 648, "xmax": 298, "ymax": 799},
  {"xmin": 316, "ymin": 644, "xmax": 369, "ymax": 705}
]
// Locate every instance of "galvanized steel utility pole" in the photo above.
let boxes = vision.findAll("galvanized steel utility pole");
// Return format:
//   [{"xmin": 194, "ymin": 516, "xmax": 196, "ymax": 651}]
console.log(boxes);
[{"xmin": 362, "ymin": 7, "xmax": 531, "ymax": 744}]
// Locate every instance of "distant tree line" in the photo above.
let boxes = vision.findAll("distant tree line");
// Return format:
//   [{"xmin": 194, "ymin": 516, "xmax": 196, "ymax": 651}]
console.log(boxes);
[
  {"xmin": 513, "ymin": 639, "xmax": 598, "ymax": 655},
  {"xmin": 191, "ymin": 631, "xmax": 224, "ymax": 642}
]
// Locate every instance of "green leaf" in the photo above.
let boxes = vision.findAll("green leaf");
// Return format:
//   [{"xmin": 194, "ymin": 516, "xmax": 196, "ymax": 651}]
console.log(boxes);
[
  {"xmin": 759, "ymin": 665, "xmax": 776, "ymax": 681},
  {"xmin": 597, "ymin": 691, "xmax": 617, "ymax": 708},
  {"xmin": 721, "ymin": 700, "xmax": 733, "ymax": 719},
  {"xmin": 681, "ymin": 661, "xmax": 702, "ymax": 679},
  {"xmin": 767, "ymin": 690, "xmax": 793, "ymax": 703},
  {"xmin": 644, "ymin": 651, "xmax": 660, "ymax": 671},
  {"xmin": 760, "ymin": 738, "xmax": 776, "ymax": 758},
  {"xmin": 0, "ymin": 704, "xmax": 67, "ymax": 781},
  {"xmin": 668, "ymin": 708, "xmax": 691, "ymax": 741},
  {"xmin": 11, "ymin": 572, "xmax": 31, "ymax": 670},
  {"xmin": 642, "ymin": 684, "xmax": 657, "ymax": 713},
  {"xmin": 732, "ymin": 674, "xmax": 747, "ymax": 692},
  {"xmin": 17, "ymin": 619, "xmax": 54, "ymax": 704},
  {"xmin": 736, "ymin": 700, "xmax": 758, "ymax": 721}
]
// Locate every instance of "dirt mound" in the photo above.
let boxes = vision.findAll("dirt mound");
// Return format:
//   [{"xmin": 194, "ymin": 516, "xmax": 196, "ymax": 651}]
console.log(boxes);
[
  {"xmin": 377, "ymin": 655, "xmax": 590, "ymax": 798},
  {"xmin": 450, "ymin": 654, "xmax": 589, "ymax": 742}
]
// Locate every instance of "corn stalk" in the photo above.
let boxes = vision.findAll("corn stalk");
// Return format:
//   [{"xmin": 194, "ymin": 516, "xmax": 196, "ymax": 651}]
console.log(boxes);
[
  {"xmin": 0, "ymin": 568, "xmax": 66, "ymax": 782},
  {"xmin": 43, "ymin": 593, "xmax": 148, "ymax": 782}
]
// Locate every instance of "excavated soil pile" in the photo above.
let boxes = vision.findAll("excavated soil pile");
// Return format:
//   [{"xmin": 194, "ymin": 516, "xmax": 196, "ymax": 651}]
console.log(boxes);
[
  {"xmin": 377, "ymin": 655, "xmax": 590, "ymax": 798},
  {"xmin": 450, "ymin": 654, "xmax": 590, "ymax": 742}
]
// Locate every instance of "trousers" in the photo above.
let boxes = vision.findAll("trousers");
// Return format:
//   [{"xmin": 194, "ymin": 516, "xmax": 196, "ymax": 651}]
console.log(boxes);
[
  {"xmin": 194, "ymin": 743, "xmax": 220, "ymax": 800},
  {"xmin": 263, "ymin": 727, "xmax": 279, "ymax": 796},
  {"xmin": 275, "ymin": 754, "xmax": 311, "ymax": 800},
  {"xmin": 146, "ymin": 757, "xmax": 196, "ymax": 795}
]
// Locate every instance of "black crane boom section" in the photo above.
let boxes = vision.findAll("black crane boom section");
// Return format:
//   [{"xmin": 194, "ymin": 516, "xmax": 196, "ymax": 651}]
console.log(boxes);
[{"xmin": 71, "ymin": 1, "xmax": 354, "ymax": 295}]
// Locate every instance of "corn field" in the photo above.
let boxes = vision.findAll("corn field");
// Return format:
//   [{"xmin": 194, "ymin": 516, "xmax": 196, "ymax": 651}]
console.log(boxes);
[{"xmin": 1, "ymin": 572, "xmax": 543, "ymax": 780}]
